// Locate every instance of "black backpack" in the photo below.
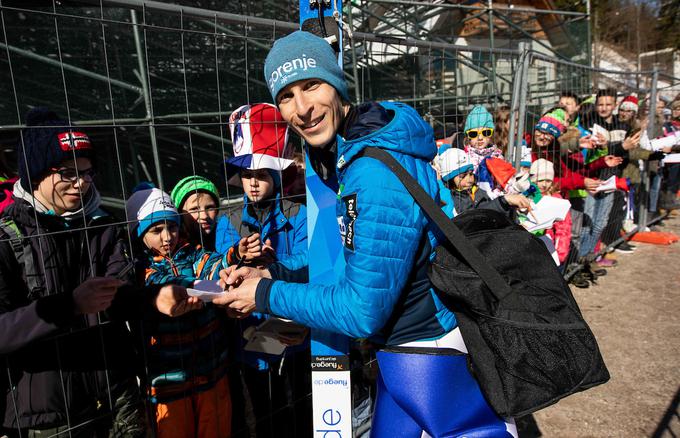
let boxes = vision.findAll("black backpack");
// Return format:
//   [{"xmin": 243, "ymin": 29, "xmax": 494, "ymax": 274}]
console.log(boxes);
[{"xmin": 360, "ymin": 147, "xmax": 610, "ymax": 418}]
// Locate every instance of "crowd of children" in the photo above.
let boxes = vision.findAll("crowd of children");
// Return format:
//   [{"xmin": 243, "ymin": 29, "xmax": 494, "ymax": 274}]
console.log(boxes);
[
  {"xmin": 436, "ymin": 90, "xmax": 680, "ymax": 288},
  {"xmin": 1, "ymin": 82, "xmax": 679, "ymax": 437}
]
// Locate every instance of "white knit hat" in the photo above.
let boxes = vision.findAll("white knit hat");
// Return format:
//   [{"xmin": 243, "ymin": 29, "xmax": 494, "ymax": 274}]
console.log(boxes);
[
  {"xmin": 438, "ymin": 147, "xmax": 473, "ymax": 182},
  {"xmin": 529, "ymin": 158, "xmax": 555, "ymax": 182},
  {"xmin": 125, "ymin": 186, "xmax": 180, "ymax": 237}
]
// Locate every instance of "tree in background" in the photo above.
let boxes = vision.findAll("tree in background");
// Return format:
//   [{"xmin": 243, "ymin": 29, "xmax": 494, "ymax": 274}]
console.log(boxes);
[{"xmin": 657, "ymin": 0, "xmax": 680, "ymax": 50}]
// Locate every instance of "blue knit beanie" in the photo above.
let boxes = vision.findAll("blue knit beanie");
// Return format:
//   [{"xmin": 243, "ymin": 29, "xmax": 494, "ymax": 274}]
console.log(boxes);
[
  {"xmin": 464, "ymin": 106, "xmax": 495, "ymax": 132},
  {"xmin": 19, "ymin": 107, "xmax": 94, "ymax": 192},
  {"xmin": 264, "ymin": 31, "xmax": 350, "ymax": 103}
]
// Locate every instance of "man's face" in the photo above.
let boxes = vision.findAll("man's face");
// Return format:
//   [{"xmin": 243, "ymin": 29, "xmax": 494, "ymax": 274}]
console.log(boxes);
[
  {"xmin": 559, "ymin": 97, "xmax": 579, "ymax": 118},
  {"xmin": 180, "ymin": 192, "xmax": 217, "ymax": 236},
  {"xmin": 35, "ymin": 157, "xmax": 94, "ymax": 215},
  {"xmin": 277, "ymin": 79, "xmax": 349, "ymax": 148},
  {"xmin": 533, "ymin": 130, "xmax": 555, "ymax": 148},
  {"xmin": 241, "ymin": 169, "xmax": 275, "ymax": 203},
  {"xmin": 142, "ymin": 221, "xmax": 179, "ymax": 257},
  {"xmin": 596, "ymin": 95, "xmax": 616, "ymax": 120},
  {"xmin": 618, "ymin": 108, "xmax": 635, "ymax": 123}
]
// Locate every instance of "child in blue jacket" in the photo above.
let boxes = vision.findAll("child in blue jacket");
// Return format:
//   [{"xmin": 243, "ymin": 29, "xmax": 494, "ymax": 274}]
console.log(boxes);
[
  {"xmin": 213, "ymin": 103, "xmax": 310, "ymax": 438},
  {"xmin": 215, "ymin": 104, "xmax": 307, "ymax": 271},
  {"xmin": 125, "ymin": 185, "xmax": 232, "ymax": 438}
]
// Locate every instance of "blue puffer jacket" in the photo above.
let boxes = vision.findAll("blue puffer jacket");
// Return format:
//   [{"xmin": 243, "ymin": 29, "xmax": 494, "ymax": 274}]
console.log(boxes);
[
  {"xmin": 256, "ymin": 101, "xmax": 456, "ymax": 346},
  {"xmin": 214, "ymin": 193, "xmax": 307, "ymax": 270},
  {"xmin": 214, "ymin": 193, "xmax": 308, "ymax": 370}
]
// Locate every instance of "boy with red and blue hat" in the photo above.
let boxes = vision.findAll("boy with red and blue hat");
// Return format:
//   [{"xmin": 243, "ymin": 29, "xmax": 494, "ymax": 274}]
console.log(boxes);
[
  {"xmin": 215, "ymin": 102, "xmax": 307, "ymax": 271},
  {"xmin": 214, "ymin": 102, "xmax": 310, "ymax": 438}
]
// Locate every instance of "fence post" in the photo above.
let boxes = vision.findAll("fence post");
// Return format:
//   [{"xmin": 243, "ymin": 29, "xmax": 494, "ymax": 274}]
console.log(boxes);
[
  {"xmin": 638, "ymin": 66, "xmax": 659, "ymax": 228},
  {"xmin": 347, "ymin": 5, "xmax": 361, "ymax": 105},
  {"xmin": 507, "ymin": 41, "xmax": 529, "ymax": 165},
  {"xmin": 487, "ymin": 0, "xmax": 498, "ymax": 104},
  {"xmin": 131, "ymin": 9, "xmax": 164, "ymax": 190},
  {"xmin": 513, "ymin": 42, "xmax": 531, "ymax": 169}
]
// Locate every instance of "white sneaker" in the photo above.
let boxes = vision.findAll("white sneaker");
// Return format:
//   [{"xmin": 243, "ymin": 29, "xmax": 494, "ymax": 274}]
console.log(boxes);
[{"xmin": 622, "ymin": 219, "xmax": 636, "ymax": 233}]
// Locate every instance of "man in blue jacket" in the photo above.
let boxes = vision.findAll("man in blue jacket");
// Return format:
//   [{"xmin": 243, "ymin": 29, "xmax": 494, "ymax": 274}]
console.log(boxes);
[{"xmin": 215, "ymin": 31, "xmax": 517, "ymax": 437}]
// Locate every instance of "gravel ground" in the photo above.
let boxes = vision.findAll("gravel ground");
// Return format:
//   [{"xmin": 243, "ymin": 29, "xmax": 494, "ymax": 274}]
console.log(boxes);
[{"xmin": 518, "ymin": 214, "xmax": 680, "ymax": 437}]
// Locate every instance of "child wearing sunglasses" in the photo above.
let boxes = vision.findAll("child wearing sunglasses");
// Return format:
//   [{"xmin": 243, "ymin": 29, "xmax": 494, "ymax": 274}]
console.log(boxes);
[
  {"xmin": 463, "ymin": 105, "xmax": 505, "ymax": 171},
  {"xmin": 438, "ymin": 146, "xmax": 530, "ymax": 217}
]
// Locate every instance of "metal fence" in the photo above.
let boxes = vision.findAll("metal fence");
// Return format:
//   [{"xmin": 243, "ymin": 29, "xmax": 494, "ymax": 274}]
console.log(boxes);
[
  {"xmin": 1, "ymin": 1, "xmax": 679, "ymax": 437},
  {"xmin": 504, "ymin": 50, "xmax": 673, "ymax": 278}
]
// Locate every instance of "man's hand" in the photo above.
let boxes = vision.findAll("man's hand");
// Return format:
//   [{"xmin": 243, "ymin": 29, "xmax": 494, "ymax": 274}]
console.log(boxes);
[
  {"xmin": 218, "ymin": 266, "xmax": 271, "ymax": 291},
  {"xmin": 155, "ymin": 284, "xmax": 202, "ymax": 317},
  {"xmin": 504, "ymin": 194, "xmax": 531, "ymax": 210},
  {"xmin": 623, "ymin": 131, "xmax": 641, "ymax": 150},
  {"xmin": 584, "ymin": 177, "xmax": 601, "ymax": 195},
  {"xmin": 72, "ymin": 277, "xmax": 124, "ymax": 314},
  {"xmin": 604, "ymin": 155, "xmax": 624, "ymax": 167},
  {"xmin": 212, "ymin": 277, "xmax": 260, "ymax": 318}
]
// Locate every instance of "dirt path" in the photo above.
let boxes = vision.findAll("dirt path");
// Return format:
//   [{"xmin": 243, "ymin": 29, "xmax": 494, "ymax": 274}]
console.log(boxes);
[{"xmin": 521, "ymin": 215, "xmax": 680, "ymax": 437}]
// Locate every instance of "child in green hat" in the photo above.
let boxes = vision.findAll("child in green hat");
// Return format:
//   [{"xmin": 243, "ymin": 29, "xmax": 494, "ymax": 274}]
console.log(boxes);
[{"xmin": 171, "ymin": 176, "xmax": 220, "ymax": 251}]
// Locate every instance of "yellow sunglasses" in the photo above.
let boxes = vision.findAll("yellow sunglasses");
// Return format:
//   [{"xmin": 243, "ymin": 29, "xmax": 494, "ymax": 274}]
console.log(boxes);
[{"xmin": 465, "ymin": 128, "xmax": 494, "ymax": 139}]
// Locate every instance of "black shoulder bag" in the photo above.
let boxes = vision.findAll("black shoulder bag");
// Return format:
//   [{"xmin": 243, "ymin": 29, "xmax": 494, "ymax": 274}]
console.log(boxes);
[{"xmin": 360, "ymin": 147, "xmax": 610, "ymax": 418}]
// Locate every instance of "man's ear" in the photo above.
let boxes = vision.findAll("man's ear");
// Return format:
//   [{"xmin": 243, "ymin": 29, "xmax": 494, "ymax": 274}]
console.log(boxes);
[{"xmin": 342, "ymin": 101, "xmax": 352, "ymax": 116}]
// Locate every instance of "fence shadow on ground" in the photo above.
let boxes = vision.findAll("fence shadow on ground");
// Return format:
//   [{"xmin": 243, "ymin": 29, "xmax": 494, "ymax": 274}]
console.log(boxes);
[{"xmin": 651, "ymin": 385, "xmax": 680, "ymax": 438}]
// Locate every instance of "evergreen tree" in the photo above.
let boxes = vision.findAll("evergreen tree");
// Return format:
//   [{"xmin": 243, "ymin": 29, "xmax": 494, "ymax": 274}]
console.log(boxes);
[{"xmin": 657, "ymin": 0, "xmax": 680, "ymax": 49}]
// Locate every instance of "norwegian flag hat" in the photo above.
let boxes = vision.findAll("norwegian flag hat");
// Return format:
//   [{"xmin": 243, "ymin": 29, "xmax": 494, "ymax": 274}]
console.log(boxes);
[
  {"xmin": 18, "ymin": 107, "xmax": 94, "ymax": 191},
  {"xmin": 225, "ymin": 103, "xmax": 294, "ymax": 186}
]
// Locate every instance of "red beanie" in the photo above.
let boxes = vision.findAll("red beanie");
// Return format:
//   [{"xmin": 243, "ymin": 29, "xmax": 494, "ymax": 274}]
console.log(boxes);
[{"xmin": 619, "ymin": 95, "xmax": 639, "ymax": 112}]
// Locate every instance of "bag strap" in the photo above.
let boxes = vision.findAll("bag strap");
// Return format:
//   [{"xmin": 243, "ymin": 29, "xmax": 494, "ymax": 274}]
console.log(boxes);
[
  {"xmin": 358, "ymin": 147, "xmax": 513, "ymax": 301},
  {"xmin": 0, "ymin": 217, "xmax": 44, "ymax": 296},
  {"xmin": 0, "ymin": 216, "xmax": 25, "ymax": 262}
]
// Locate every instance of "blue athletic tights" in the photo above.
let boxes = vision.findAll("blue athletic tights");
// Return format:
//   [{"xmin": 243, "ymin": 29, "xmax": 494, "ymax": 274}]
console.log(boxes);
[{"xmin": 371, "ymin": 348, "xmax": 516, "ymax": 438}]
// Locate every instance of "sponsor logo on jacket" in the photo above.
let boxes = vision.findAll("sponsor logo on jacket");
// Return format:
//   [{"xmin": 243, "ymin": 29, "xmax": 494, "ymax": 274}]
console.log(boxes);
[{"xmin": 340, "ymin": 194, "xmax": 357, "ymax": 251}]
